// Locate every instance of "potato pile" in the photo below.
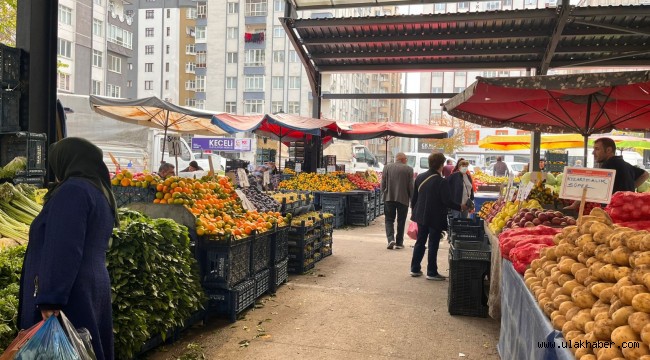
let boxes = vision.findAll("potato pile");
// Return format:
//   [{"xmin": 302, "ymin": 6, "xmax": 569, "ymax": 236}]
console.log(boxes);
[{"xmin": 524, "ymin": 208, "xmax": 650, "ymax": 360}]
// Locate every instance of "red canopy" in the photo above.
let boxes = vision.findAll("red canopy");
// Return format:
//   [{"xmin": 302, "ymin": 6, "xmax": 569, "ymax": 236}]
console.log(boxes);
[
  {"xmin": 211, "ymin": 113, "xmax": 340, "ymax": 142},
  {"xmin": 327, "ymin": 122, "xmax": 454, "ymax": 140}
]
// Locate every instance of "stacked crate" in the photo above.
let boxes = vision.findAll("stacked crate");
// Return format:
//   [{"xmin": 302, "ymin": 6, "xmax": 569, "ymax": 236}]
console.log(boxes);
[
  {"xmin": 1, "ymin": 132, "xmax": 47, "ymax": 188},
  {"xmin": 544, "ymin": 151, "xmax": 569, "ymax": 173},
  {"xmin": 270, "ymin": 226, "xmax": 289, "ymax": 293},
  {"xmin": 374, "ymin": 188, "xmax": 381, "ymax": 217},
  {"xmin": 287, "ymin": 218, "xmax": 319, "ymax": 274},
  {"xmin": 368, "ymin": 190, "xmax": 376, "ymax": 221},
  {"xmin": 447, "ymin": 217, "xmax": 490, "ymax": 318},
  {"xmin": 318, "ymin": 214, "xmax": 334, "ymax": 258},
  {"xmin": 319, "ymin": 193, "xmax": 346, "ymax": 228},
  {"xmin": 345, "ymin": 191, "xmax": 371, "ymax": 226}
]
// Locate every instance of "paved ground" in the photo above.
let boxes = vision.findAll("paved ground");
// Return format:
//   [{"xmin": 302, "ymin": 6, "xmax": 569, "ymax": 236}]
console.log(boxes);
[{"xmin": 150, "ymin": 216, "xmax": 501, "ymax": 360}]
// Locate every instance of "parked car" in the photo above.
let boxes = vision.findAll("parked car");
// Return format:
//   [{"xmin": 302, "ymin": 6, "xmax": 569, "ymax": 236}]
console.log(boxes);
[
  {"xmin": 485, "ymin": 161, "xmax": 527, "ymax": 177},
  {"xmin": 404, "ymin": 152, "xmax": 456, "ymax": 177}
]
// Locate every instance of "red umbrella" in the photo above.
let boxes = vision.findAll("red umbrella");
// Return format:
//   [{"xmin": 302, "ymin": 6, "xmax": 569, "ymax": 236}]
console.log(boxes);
[{"xmin": 443, "ymin": 70, "xmax": 650, "ymax": 162}]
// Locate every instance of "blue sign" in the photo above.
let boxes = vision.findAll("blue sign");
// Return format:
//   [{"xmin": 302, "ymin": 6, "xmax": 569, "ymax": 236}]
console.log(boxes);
[{"xmin": 192, "ymin": 138, "xmax": 252, "ymax": 152}]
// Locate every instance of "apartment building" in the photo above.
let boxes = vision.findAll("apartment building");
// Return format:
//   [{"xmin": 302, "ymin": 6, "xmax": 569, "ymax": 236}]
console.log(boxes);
[{"xmin": 57, "ymin": 0, "xmax": 136, "ymax": 98}]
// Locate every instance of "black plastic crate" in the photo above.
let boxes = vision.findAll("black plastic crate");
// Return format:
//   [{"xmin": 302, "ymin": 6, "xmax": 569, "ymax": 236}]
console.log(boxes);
[
  {"xmin": 313, "ymin": 252, "xmax": 322, "ymax": 263},
  {"xmin": 288, "ymin": 260, "xmax": 315, "ymax": 274},
  {"xmin": 254, "ymin": 268, "xmax": 270, "ymax": 298},
  {"xmin": 271, "ymin": 226, "xmax": 289, "ymax": 263},
  {"xmin": 205, "ymin": 278, "xmax": 256, "ymax": 322},
  {"xmin": 544, "ymin": 151, "xmax": 568, "ymax": 163},
  {"xmin": 289, "ymin": 219, "xmax": 317, "ymax": 235},
  {"xmin": 447, "ymin": 253, "xmax": 490, "ymax": 318},
  {"xmin": 449, "ymin": 217, "xmax": 484, "ymax": 243},
  {"xmin": 252, "ymin": 232, "xmax": 271, "ymax": 273},
  {"xmin": 0, "ymin": 44, "xmax": 20, "ymax": 87},
  {"xmin": 321, "ymin": 203, "xmax": 345, "ymax": 217},
  {"xmin": 112, "ymin": 185, "xmax": 156, "ymax": 207},
  {"xmin": 346, "ymin": 212, "xmax": 370, "ymax": 226},
  {"xmin": 270, "ymin": 257, "xmax": 288, "ymax": 293},
  {"xmin": 198, "ymin": 236, "xmax": 253, "ymax": 289},
  {"xmin": 347, "ymin": 201, "xmax": 369, "ymax": 214},
  {"xmin": 13, "ymin": 175, "xmax": 44, "ymax": 188},
  {"xmin": 321, "ymin": 193, "xmax": 347, "ymax": 208},
  {"xmin": 449, "ymin": 241, "xmax": 491, "ymax": 262},
  {"xmin": 322, "ymin": 245, "xmax": 332, "ymax": 258},
  {"xmin": 0, "ymin": 91, "xmax": 20, "ymax": 133},
  {"xmin": 545, "ymin": 164, "xmax": 565, "ymax": 173},
  {"xmin": 0, "ymin": 132, "xmax": 46, "ymax": 173},
  {"xmin": 323, "ymin": 155, "xmax": 336, "ymax": 166}
]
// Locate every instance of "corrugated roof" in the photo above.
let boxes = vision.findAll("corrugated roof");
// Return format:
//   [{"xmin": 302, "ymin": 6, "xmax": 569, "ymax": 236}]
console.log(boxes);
[
  {"xmin": 289, "ymin": 0, "xmax": 427, "ymax": 10},
  {"xmin": 282, "ymin": 5, "xmax": 650, "ymax": 93}
]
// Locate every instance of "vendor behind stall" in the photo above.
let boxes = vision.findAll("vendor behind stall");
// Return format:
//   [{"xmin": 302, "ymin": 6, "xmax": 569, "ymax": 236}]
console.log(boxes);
[{"xmin": 180, "ymin": 160, "xmax": 203, "ymax": 173}]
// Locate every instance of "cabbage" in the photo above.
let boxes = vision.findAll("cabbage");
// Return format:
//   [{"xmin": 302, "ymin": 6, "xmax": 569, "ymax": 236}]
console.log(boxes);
[
  {"xmin": 638, "ymin": 181, "xmax": 650, "ymax": 193},
  {"xmin": 0, "ymin": 157, "xmax": 27, "ymax": 179},
  {"xmin": 546, "ymin": 172, "xmax": 556, "ymax": 186},
  {"xmin": 555, "ymin": 173, "xmax": 563, "ymax": 185},
  {"xmin": 521, "ymin": 172, "xmax": 531, "ymax": 185}
]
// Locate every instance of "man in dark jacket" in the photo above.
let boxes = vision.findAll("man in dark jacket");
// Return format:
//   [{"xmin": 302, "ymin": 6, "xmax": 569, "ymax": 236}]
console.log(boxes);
[
  {"xmin": 381, "ymin": 152, "xmax": 414, "ymax": 249},
  {"xmin": 410, "ymin": 153, "xmax": 465, "ymax": 280}
]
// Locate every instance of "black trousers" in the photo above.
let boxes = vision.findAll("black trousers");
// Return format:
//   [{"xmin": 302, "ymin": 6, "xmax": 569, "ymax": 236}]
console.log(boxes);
[{"xmin": 384, "ymin": 201, "xmax": 409, "ymax": 245}]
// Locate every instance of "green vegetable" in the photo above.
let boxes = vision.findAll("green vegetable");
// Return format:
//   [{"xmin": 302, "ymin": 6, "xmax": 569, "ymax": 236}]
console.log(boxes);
[
  {"xmin": 0, "ymin": 246, "xmax": 26, "ymax": 351},
  {"xmin": 108, "ymin": 210, "xmax": 204, "ymax": 359},
  {"xmin": 15, "ymin": 184, "xmax": 38, "ymax": 202},
  {"xmin": 0, "ymin": 157, "xmax": 27, "ymax": 179},
  {"xmin": 0, "ymin": 183, "xmax": 43, "ymax": 224}
]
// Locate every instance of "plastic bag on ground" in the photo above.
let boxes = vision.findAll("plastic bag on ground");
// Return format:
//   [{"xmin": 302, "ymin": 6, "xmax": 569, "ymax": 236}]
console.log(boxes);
[
  {"xmin": 0, "ymin": 321, "xmax": 44, "ymax": 360},
  {"xmin": 60, "ymin": 312, "xmax": 97, "ymax": 360},
  {"xmin": 15, "ymin": 316, "xmax": 80, "ymax": 360}
]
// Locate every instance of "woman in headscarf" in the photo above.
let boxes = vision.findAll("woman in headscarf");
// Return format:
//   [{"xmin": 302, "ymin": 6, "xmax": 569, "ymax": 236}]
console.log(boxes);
[
  {"xmin": 19, "ymin": 137, "xmax": 118, "ymax": 360},
  {"xmin": 448, "ymin": 159, "xmax": 474, "ymax": 219}
]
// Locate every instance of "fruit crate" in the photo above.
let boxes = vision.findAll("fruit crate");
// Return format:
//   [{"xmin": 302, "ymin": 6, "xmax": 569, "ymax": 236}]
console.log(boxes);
[
  {"xmin": 313, "ymin": 252, "xmax": 323, "ymax": 263},
  {"xmin": 545, "ymin": 164, "xmax": 566, "ymax": 173},
  {"xmin": 319, "ymin": 192, "xmax": 347, "ymax": 209},
  {"xmin": 254, "ymin": 268, "xmax": 270, "ymax": 299},
  {"xmin": 313, "ymin": 240, "xmax": 323, "ymax": 251},
  {"xmin": 324, "ymin": 155, "xmax": 336, "ymax": 166},
  {"xmin": 449, "ymin": 240, "xmax": 491, "ymax": 262},
  {"xmin": 379, "ymin": 203, "xmax": 384, "ymax": 215},
  {"xmin": 321, "ymin": 244, "xmax": 332, "ymax": 258},
  {"xmin": 289, "ymin": 219, "xmax": 318, "ymax": 235},
  {"xmin": 252, "ymin": 232, "xmax": 272, "ymax": 273},
  {"xmin": 346, "ymin": 211, "xmax": 370, "ymax": 226},
  {"xmin": 197, "ymin": 235, "xmax": 253, "ymax": 290},
  {"xmin": 0, "ymin": 132, "xmax": 47, "ymax": 175},
  {"xmin": 112, "ymin": 185, "xmax": 157, "ymax": 208},
  {"xmin": 288, "ymin": 258, "xmax": 315, "ymax": 274},
  {"xmin": 0, "ymin": 91, "xmax": 21, "ymax": 133},
  {"xmin": 347, "ymin": 191, "xmax": 370, "ymax": 210},
  {"xmin": 205, "ymin": 278, "xmax": 256, "ymax": 322},
  {"xmin": 448, "ymin": 245, "xmax": 490, "ymax": 318},
  {"xmin": 271, "ymin": 226, "xmax": 289, "ymax": 263},
  {"xmin": 270, "ymin": 257, "xmax": 288, "ymax": 293},
  {"xmin": 0, "ymin": 44, "xmax": 20, "ymax": 87},
  {"xmin": 288, "ymin": 242, "xmax": 315, "ymax": 261},
  {"xmin": 544, "ymin": 151, "xmax": 568, "ymax": 163},
  {"xmin": 448, "ymin": 216, "xmax": 484, "ymax": 244},
  {"xmin": 13, "ymin": 175, "xmax": 44, "ymax": 188}
]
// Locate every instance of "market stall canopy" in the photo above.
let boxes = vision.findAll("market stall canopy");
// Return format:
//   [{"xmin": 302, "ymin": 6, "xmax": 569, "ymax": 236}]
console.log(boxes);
[
  {"xmin": 89, "ymin": 95, "xmax": 227, "ymax": 136},
  {"xmin": 592, "ymin": 134, "xmax": 650, "ymax": 150},
  {"xmin": 479, "ymin": 134, "xmax": 586, "ymax": 151},
  {"xmin": 326, "ymin": 122, "xmax": 454, "ymax": 141},
  {"xmin": 211, "ymin": 113, "xmax": 340, "ymax": 141}
]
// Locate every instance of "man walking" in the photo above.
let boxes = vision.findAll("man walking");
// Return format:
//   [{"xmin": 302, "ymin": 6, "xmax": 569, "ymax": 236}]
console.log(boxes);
[
  {"xmin": 381, "ymin": 152, "xmax": 414, "ymax": 250},
  {"xmin": 493, "ymin": 156, "xmax": 508, "ymax": 177}
]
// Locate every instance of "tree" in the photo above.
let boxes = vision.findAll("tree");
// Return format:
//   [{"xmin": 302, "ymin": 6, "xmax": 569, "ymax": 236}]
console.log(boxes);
[
  {"xmin": 424, "ymin": 114, "xmax": 477, "ymax": 155},
  {"xmin": 0, "ymin": 0, "xmax": 17, "ymax": 46}
]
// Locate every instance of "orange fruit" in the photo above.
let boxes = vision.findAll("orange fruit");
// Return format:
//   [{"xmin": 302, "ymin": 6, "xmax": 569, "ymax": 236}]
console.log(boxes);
[{"xmin": 120, "ymin": 178, "xmax": 130, "ymax": 187}]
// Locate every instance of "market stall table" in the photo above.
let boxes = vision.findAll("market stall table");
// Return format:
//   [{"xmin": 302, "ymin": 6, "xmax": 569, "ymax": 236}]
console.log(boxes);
[{"xmin": 498, "ymin": 259, "xmax": 573, "ymax": 360}]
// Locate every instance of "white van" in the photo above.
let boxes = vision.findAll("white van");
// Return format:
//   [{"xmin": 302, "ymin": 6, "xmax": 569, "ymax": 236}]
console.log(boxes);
[{"xmin": 404, "ymin": 152, "xmax": 456, "ymax": 177}]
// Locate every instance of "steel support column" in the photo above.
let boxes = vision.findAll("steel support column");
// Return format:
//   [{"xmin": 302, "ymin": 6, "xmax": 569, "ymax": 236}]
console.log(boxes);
[{"xmin": 305, "ymin": 72, "xmax": 322, "ymax": 172}]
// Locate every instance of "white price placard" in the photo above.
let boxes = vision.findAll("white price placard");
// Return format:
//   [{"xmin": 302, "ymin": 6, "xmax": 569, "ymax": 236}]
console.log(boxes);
[
  {"xmin": 167, "ymin": 136, "xmax": 182, "ymax": 157},
  {"xmin": 263, "ymin": 171, "xmax": 270, "ymax": 185},
  {"xmin": 317, "ymin": 168, "xmax": 326, "ymax": 174},
  {"xmin": 559, "ymin": 167, "xmax": 616, "ymax": 204},
  {"xmin": 327, "ymin": 165, "xmax": 336, "ymax": 173},
  {"xmin": 237, "ymin": 168, "xmax": 250, "ymax": 187},
  {"xmin": 295, "ymin": 162, "xmax": 302, "ymax": 173},
  {"xmin": 522, "ymin": 182, "xmax": 535, "ymax": 200}
]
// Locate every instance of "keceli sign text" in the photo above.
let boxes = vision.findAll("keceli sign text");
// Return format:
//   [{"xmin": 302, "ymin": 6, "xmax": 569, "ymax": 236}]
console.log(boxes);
[{"xmin": 192, "ymin": 138, "xmax": 252, "ymax": 152}]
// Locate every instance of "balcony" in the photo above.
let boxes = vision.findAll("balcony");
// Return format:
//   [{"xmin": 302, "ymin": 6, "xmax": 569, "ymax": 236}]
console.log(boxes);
[
  {"xmin": 243, "ymin": 91, "xmax": 265, "ymax": 100},
  {"xmin": 244, "ymin": 32, "xmax": 265, "ymax": 50}
]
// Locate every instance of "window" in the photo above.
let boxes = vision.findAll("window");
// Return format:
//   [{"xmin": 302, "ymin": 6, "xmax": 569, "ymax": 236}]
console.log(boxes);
[
  {"xmin": 57, "ymin": 38, "xmax": 72, "ymax": 58},
  {"xmin": 271, "ymin": 101, "xmax": 283, "ymax": 113},
  {"xmin": 274, "ymin": 0, "xmax": 285, "ymax": 12},
  {"xmin": 108, "ymin": 54, "xmax": 122, "ymax": 73},
  {"xmin": 272, "ymin": 51, "xmax": 284, "ymax": 63},
  {"xmin": 127, "ymin": 80, "xmax": 132, "ymax": 87},
  {"xmin": 287, "ymin": 101, "xmax": 299, "ymax": 114},
  {"xmin": 57, "ymin": 72, "xmax": 71, "ymax": 91},
  {"xmin": 196, "ymin": 76, "xmax": 205, "ymax": 92},
  {"xmin": 196, "ymin": 26, "xmax": 207, "ymax": 41},
  {"xmin": 166, "ymin": 45, "xmax": 170, "ymax": 54},
  {"xmin": 106, "ymin": 84, "xmax": 121, "ymax": 98},
  {"xmin": 434, "ymin": 3, "xmax": 445, "ymax": 11},
  {"xmin": 288, "ymin": 50, "xmax": 299, "ymax": 62},
  {"xmin": 194, "ymin": 100, "xmax": 205, "ymax": 110},
  {"xmin": 227, "ymin": 2, "xmax": 239, "ymax": 13},
  {"xmin": 145, "ymin": 28, "xmax": 154, "ymax": 37},
  {"xmin": 226, "ymin": 27, "xmax": 238, "ymax": 39},
  {"xmin": 486, "ymin": 1, "xmax": 501, "ymax": 10},
  {"xmin": 288, "ymin": 76, "xmax": 300, "ymax": 89},
  {"xmin": 167, "ymin": 9, "xmax": 170, "ymax": 18},
  {"xmin": 187, "ymin": 7, "xmax": 197, "ymax": 19},
  {"xmin": 145, "ymin": 45, "xmax": 154, "ymax": 54},
  {"xmin": 94, "ymin": 0, "xmax": 102, "ymax": 5},
  {"xmin": 145, "ymin": 81, "xmax": 154, "ymax": 90},
  {"xmin": 185, "ymin": 62, "xmax": 196, "ymax": 73},
  {"xmin": 107, "ymin": 24, "xmax": 133, "ymax": 49},
  {"xmin": 167, "ymin": 27, "xmax": 171, "ymax": 36},
  {"xmin": 227, "ymin": 52, "xmax": 238, "ymax": 64},
  {"xmin": 458, "ymin": 2, "xmax": 469, "ymax": 9},
  {"xmin": 225, "ymin": 102, "xmax": 237, "ymax": 113},
  {"xmin": 525, "ymin": 0, "xmax": 536, "ymax": 5},
  {"xmin": 145, "ymin": 63, "xmax": 153, "ymax": 72},
  {"xmin": 453, "ymin": 87, "xmax": 465, "ymax": 93},
  {"xmin": 92, "ymin": 50, "xmax": 103, "ymax": 67},
  {"xmin": 185, "ymin": 80, "xmax": 195, "ymax": 90},
  {"xmin": 245, "ymin": 0, "xmax": 267, "ymax": 16},
  {"xmin": 166, "ymin": 63, "xmax": 169, "ymax": 72},
  {"xmin": 91, "ymin": 80, "xmax": 101, "ymax": 95},
  {"xmin": 244, "ymin": 100, "xmax": 264, "ymax": 114},
  {"xmin": 128, "ymin": 63, "xmax": 133, "ymax": 70},
  {"xmin": 432, "ymin": 87, "xmax": 442, "ymax": 93},
  {"xmin": 196, "ymin": 51, "xmax": 206, "ymax": 67},
  {"xmin": 483, "ymin": 71, "xmax": 498, "ymax": 77},
  {"xmin": 272, "ymin": 76, "xmax": 284, "ymax": 89},
  {"xmin": 93, "ymin": 19, "xmax": 103, "ymax": 37},
  {"xmin": 186, "ymin": 44, "xmax": 196, "ymax": 54},
  {"xmin": 503, "ymin": 0, "xmax": 513, "ymax": 5},
  {"xmin": 273, "ymin": 26, "xmax": 284, "ymax": 38},
  {"xmin": 185, "ymin": 98, "xmax": 196, "ymax": 107},
  {"xmin": 165, "ymin": 80, "xmax": 169, "ymax": 90},
  {"xmin": 495, "ymin": 130, "xmax": 508, "ymax": 135},
  {"xmin": 197, "ymin": 4, "xmax": 207, "ymax": 18},
  {"xmin": 244, "ymin": 49, "xmax": 264, "ymax": 66},
  {"xmin": 464, "ymin": 130, "xmax": 479, "ymax": 145},
  {"xmin": 146, "ymin": 10, "xmax": 154, "ymax": 19},
  {"xmin": 245, "ymin": 75, "xmax": 264, "ymax": 91},
  {"xmin": 58, "ymin": 5, "xmax": 72, "ymax": 26},
  {"xmin": 226, "ymin": 77, "xmax": 237, "ymax": 89}
]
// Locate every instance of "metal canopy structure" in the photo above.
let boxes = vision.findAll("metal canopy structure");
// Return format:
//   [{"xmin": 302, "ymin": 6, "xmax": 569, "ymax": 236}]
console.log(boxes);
[
  {"xmin": 289, "ymin": 0, "xmax": 434, "ymax": 10},
  {"xmin": 282, "ymin": 4, "xmax": 650, "ymax": 95}
]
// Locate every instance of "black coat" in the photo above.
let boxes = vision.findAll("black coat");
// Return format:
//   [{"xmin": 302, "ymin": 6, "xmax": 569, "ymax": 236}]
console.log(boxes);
[
  {"xmin": 410, "ymin": 170, "xmax": 462, "ymax": 230},
  {"xmin": 448, "ymin": 172, "xmax": 475, "ymax": 206}
]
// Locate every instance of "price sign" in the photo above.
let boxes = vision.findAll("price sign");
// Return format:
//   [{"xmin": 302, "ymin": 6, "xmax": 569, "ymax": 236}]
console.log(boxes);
[
  {"xmin": 167, "ymin": 136, "xmax": 182, "ymax": 157},
  {"xmin": 295, "ymin": 162, "xmax": 302, "ymax": 173},
  {"xmin": 237, "ymin": 168, "xmax": 250, "ymax": 188},
  {"xmin": 522, "ymin": 182, "xmax": 535, "ymax": 200},
  {"xmin": 317, "ymin": 168, "xmax": 326, "ymax": 174},
  {"xmin": 517, "ymin": 185, "xmax": 526, "ymax": 202},
  {"xmin": 263, "ymin": 171, "xmax": 270, "ymax": 185},
  {"xmin": 327, "ymin": 165, "xmax": 336, "ymax": 173},
  {"xmin": 559, "ymin": 167, "xmax": 616, "ymax": 204}
]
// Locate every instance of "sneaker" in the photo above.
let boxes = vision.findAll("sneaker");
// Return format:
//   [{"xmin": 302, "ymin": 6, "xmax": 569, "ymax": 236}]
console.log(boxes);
[
  {"xmin": 426, "ymin": 274, "xmax": 447, "ymax": 281},
  {"xmin": 410, "ymin": 271, "xmax": 423, "ymax": 277},
  {"xmin": 395, "ymin": 244, "xmax": 404, "ymax": 249},
  {"xmin": 387, "ymin": 241, "xmax": 396, "ymax": 249}
]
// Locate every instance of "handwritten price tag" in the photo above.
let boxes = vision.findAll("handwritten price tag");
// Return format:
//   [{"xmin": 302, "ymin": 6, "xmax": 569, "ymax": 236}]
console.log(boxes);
[{"xmin": 559, "ymin": 167, "xmax": 616, "ymax": 204}]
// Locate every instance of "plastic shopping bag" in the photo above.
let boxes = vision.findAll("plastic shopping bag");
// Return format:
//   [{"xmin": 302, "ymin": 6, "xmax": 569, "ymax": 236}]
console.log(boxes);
[
  {"xmin": 0, "ymin": 321, "xmax": 44, "ymax": 360},
  {"xmin": 407, "ymin": 221, "xmax": 418, "ymax": 240},
  {"xmin": 60, "ymin": 312, "xmax": 97, "ymax": 360},
  {"xmin": 15, "ymin": 316, "xmax": 80, "ymax": 360}
]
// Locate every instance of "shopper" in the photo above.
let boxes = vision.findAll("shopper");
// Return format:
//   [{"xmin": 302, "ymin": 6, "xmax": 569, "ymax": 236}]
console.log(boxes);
[
  {"xmin": 593, "ymin": 137, "xmax": 648, "ymax": 193},
  {"xmin": 158, "ymin": 162, "xmax": 176, "ymax": 178},
  {"xmin": 381, "ymin": 152, "xmax": 414, "ymax": 250},
  {"xmin": 180, "ymin": 160, "xmax": 204, "ymax": 172},
  {"xmin": 539, "ymin": 158, "xmax": 546, "ymax": 171},
  {"xmin": 448, "ymin": 159, "xmax": 474, "ymax": 219},
  {"xmin": 410, "ymin": 153, "xmax": 466, "ymax": 280},
  {"xmin": 442, "ymin": 159, "xmax": 455, "ymax": 178},
  {"xmin": 493, "ymin": 156, "xmax": 508, "ymax": 177},
  {"xmin": 19, "ymin": 137, "xmax": 118, "ymax": 360}
]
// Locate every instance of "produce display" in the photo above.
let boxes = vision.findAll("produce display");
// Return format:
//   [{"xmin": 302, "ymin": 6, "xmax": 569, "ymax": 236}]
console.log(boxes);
[
  {"xmin": 503, "ymin": 208, "xmax": 576, "ymax": 230},
  {"xmin": 523, "ymin": 208, "xmax": 650, "ymax": 359},
  {"xmin": 346, "ymin": 173, "xmax": 379, "ymax": 191},
  {"xmin": 478, "ymin": 201, "xmax": 495, "ymax": 219},
  {"xmin": 473, "ymin": 171, "xmax": 508, "ymax": 185},
  {"xmin": 0, "ymin": 245, "xmax": 26, "ymax": 351},
  {"xmin": 606, "ymin": 192, "xmax": 650, "ymax": 223},
  {"xmin": 278, "ymin": 172, "xmax": 355, "ymax": 192},
  {"xmin": 268, "ymin": 191, "xmax": 308, "ymax": 205},
  {"xmin": 498, "ymin": 226, "xmax": 560, "ymax": 274},
  {"xmin": 109, "ymin": 209, "xmax": 205, "ymax": 359},
  {"xmin": 290, "ymin": 211, "xmax": 330, "ymax": 227},
  {"xmin": 0, "ymin": 184, "xmax": 41, "ymax": 242},
  {"xmin": 240, "ymin": 186, "xmax": 280, "ymax": 212},
  {"xmin": 0, "ymin": 157, "xmax": 27, "ymax": 180},
  {"xmin": 486, "ymin": 199, "xmax": 543, "ymax": 234}
]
